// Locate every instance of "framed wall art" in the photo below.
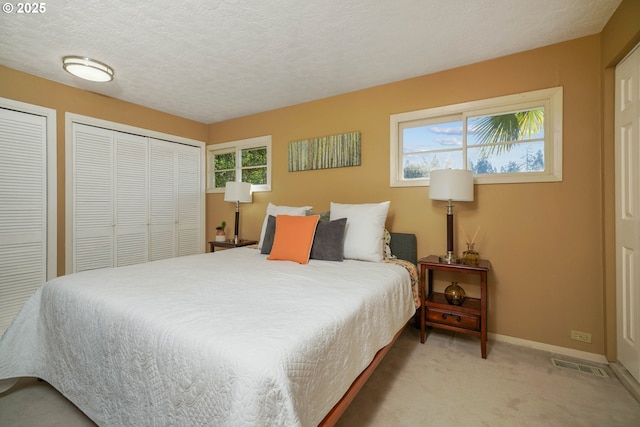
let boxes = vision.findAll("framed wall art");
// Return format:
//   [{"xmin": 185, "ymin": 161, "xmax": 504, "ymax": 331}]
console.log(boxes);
[{"xmin": 288, "ymin": 131, "xmax": 361, "ymax": 172}]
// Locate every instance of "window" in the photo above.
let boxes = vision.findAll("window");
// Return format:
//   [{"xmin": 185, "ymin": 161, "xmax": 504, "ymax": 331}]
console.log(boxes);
[
  {"xmin": 207, "ymin": 135, "xmax": 271, "ymax": 193},
  {"xmin": 390, "ymin": 87, "xmax": 562, "ymax": 186}
]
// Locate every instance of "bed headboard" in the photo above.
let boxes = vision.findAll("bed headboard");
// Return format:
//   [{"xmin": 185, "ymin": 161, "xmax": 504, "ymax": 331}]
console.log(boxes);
[{"xmin": 389, "ymin": 232, "xmax": 417, "ymax": 265}]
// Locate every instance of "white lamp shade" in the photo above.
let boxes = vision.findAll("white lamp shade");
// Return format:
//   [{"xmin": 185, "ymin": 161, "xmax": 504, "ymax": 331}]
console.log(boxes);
[
  {"xmin": 429, "ymin": 169, "xmax": 474, "ymax": 201},
  {"xmin": 224, "ymin": 181, "xmax": 252, "ymax": 203}
]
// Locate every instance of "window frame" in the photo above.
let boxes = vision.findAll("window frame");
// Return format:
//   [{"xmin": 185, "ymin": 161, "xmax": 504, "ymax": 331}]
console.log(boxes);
[
  {"xmin": 389, "ymin": 87, "xmax": 563, "ymax": 187},
  {"xmin": 206, "ymin": 135, "xmax": 272, "ymax": 193}
]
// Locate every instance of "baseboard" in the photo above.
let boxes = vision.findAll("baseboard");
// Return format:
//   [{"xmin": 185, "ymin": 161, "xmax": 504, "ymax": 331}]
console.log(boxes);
[
  {"xmin": 489, "ymin": 333, "xmax": 608, "ymax": 364},
  {"xmin": 609, "ymin": 362, "xmax": 640, "ymax": 404}
]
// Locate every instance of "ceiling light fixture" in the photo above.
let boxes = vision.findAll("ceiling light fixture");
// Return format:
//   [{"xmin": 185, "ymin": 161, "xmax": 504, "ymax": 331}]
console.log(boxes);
[{"xmin": 62, "ymin": 56, "xmax": 114, "ymax": 82}]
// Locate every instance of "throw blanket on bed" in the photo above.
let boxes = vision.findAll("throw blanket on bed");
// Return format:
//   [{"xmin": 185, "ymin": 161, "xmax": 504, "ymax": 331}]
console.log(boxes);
[
  {"xmin": 0, "ymin": 248, "xmax": 415, "ymax": 426},
  {"xmin": 385, "ymin": 258, "xmax": 420, "ymax": 309}
]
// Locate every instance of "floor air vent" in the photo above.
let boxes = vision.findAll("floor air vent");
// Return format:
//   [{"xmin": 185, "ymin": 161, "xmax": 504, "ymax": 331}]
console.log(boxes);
[{"xmin": 551, "ymin": 358, "xmax": 609, "ymax": 377}]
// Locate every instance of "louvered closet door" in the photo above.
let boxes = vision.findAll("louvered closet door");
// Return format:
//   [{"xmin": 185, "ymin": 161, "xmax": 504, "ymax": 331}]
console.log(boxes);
[
  {"xmin": 0, "ymin": 108, "xmax": 47, "ymax": 333},
  {"xmin": 149, "ymin": 139, "xmax": 176, "ymax": 261},
  {"xmin": 72, "ymin": 123, "xmax": 114, "ymax": 272},
  {"xmin": 115, "ymin": 132, "xmax": 149, "ymax": 266},
  {"xmin": 177, "ymin": 144, "xmax": 202, "ymax": 256}
]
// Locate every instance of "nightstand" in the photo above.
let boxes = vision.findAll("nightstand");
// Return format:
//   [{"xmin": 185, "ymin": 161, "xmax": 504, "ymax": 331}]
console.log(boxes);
[
  {"xmin": 419, "ymin": 255, "xmax": 491, "ymax": 358},
  {"xmin": 208, "ymin": 239, "xmax": 257, "ymax": 252}
]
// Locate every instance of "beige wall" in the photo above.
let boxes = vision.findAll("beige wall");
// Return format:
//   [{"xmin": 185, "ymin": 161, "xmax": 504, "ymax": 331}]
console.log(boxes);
[
  {"xmin": 208, "ymin": 35, "xmax": 608, "ymax": 355},
  {"xmin": 0, "ymin": 65, "xmax": 208, "ymax": 274}
]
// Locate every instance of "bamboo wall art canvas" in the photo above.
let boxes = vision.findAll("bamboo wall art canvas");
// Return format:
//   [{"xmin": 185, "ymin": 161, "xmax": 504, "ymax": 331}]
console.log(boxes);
[{"xmin": 288, "ymin": 131, "xmax": 361, "ymax": 172}]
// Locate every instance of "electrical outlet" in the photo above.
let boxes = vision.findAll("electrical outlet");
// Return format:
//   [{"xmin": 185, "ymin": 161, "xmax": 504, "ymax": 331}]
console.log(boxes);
[{"xmin": 571, "ymin": 330, "xmax": 592, "ymax": 343}]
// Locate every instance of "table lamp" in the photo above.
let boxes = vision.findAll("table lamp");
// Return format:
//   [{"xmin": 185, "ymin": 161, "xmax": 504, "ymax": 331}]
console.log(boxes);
[
  {"xmin": 429, "ymin": 169, "xmax": 474, "ymax": 264},
  {"xmin": 224, "ymin": 181, "xmax": 252, "ymax": 244}
]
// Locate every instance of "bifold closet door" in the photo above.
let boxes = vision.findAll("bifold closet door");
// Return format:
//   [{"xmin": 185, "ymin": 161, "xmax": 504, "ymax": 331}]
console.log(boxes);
[
  {"xmin": 71, "ymin": 124, "xmax": 115, "ymax": 272},
  {"xmin": 177, "ymin": 144, "xmax": 202, "ymax": 256},
  {"xmin": 69, "ymin": 125, "xmax": 203, "ymax": 271},
  {"xmin": 0, "ymin": 108, "xmax": 47, "ymax": 333},
  {"xmin": 115, "ymin": 132, "xmax": 149, "ymax": 266},
  {"xmin": 149, "ymin": 140, "xmax": 202, "ymax": 259},
  {"xmin": 149, "ymin": 138, "xmax": 177, "ymax": 261}
]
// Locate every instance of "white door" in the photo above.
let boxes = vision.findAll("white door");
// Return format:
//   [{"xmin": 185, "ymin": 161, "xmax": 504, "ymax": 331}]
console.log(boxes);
[
  {"xmin": 616, "ymin": 43, "xmax": 640, "ymax": 382},
  {"xmin": 0, "ymin": 108, "xmax": 47, "ymax": 333}
]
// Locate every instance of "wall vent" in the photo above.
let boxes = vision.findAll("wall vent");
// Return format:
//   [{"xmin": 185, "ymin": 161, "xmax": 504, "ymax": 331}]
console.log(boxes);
[{"xmin": 551, "ymin": 358, "xmax": 609, "ymax": 377}]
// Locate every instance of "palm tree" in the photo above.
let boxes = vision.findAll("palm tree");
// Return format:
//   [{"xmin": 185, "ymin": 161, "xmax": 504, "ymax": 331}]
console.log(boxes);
[{"xmin": 472, "ymin": 109, "xmax": 543, "ymax": 157}]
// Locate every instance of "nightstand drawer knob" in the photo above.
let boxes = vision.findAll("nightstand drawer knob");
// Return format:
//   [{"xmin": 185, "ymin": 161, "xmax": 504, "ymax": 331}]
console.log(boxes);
[{"xmin": 442, "ymin": 313, "xmax": 462, "ymax": 322}]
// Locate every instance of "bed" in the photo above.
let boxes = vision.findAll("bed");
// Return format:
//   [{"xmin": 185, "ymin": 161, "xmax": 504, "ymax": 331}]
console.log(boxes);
[{"xmin": 0, "ymin": 214, "xmax": 417, "ymax": 426}]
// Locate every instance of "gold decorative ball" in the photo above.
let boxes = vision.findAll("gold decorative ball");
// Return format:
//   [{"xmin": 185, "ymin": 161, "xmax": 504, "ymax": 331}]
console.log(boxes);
[{"xmin": 444, "ymin": 282, "xmax": 466, "ymax": 305}]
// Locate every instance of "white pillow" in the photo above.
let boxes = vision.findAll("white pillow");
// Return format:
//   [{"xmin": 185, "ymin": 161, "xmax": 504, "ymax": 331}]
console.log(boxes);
[
  {"xmin": 330, "ymin": 201, "xmax": 390, "ymax": 262},
  {"xmin": 258, "ymin": 203, "xmax": 312, "ymax": 249}
]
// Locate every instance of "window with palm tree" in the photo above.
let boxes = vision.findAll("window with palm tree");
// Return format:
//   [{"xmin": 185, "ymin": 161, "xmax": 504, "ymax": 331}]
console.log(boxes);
[
  {"xmin": 390, "ymin": 87, "xmax": 562, "ymax": 186},
  {"xmin": 468, "ymin": 108, "xmax": 544, "ymax": 174}
]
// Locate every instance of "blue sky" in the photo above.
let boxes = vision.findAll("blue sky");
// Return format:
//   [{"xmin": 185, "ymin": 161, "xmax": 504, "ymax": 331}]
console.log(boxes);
[{"xmin": 402, "ymin": 119, "xmax": 544, "ymax": 172}]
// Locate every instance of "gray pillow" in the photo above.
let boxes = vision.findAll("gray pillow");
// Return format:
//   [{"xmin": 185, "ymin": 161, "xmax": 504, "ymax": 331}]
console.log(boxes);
[
  {"xmin": 260, "ymin": 215, "xmax": 277, "ymax": 254},
  {"xmin": 307, "ymin": 210, "xmax": 331, "ymax": 221},
  {"xmin": 310, "ymin": 218, "xmax": 347, "ymax": 261}
]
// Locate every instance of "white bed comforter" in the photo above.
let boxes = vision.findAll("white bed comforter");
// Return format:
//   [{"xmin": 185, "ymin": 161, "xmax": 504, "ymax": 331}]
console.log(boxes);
[{"xmin": 0, "ymin": 248, "xmax": 415, "ymax": 426}]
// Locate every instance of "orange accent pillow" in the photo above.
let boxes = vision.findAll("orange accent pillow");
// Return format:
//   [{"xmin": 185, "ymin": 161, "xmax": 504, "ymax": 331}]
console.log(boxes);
[{"xmin": 267, "ymin": 215, "xmax": 320, "ymax": 264}]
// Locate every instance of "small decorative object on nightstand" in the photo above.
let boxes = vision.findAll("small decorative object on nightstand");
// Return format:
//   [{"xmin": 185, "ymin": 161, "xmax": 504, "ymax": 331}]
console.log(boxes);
[
  {"xmin": 462, "ymin": 242, "xmax": 479, "ymax": 266},
  {"xmin": 460, "ymin": 226, "xmax": 480, "ymax": 266},
  {"xmin": 444, "ymin": 282, "xmax": 466, "ymax": 305},
  {"xmin": 419, "ymin": 255, "xmax": 491, "ymax": 358},
  {"xmin": 215, "ymin": 221, "xmax": 227, "ymax": 242}
]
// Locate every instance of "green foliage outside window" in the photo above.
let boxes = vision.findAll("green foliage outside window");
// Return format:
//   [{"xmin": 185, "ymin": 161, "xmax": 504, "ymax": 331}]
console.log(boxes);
[
  {"xmin": 242, "ymin": 168, "xmax": 267, "ymax": 184},
  {"xmin": 211, "ymin": 147, "xmax": 267, "ymax": 188},
  {"xmin": 241, "ymin": 147, "xmax": 267, "ymax": 185},
  {"xmin": 242, "ymin": 147, "xmax": 266, "ymax": 167},
  {"xmin": 403, "ymin": 163, "xmax": 429, "ymax": 179},
  {"xmin": 213, "ymin": 152, "xmax": 236, "ymax": 188},
  {"xmin": 214, "ymin": 152, "xmax": 235, "ymax": 169},
  {"xmin": 471, "ymin": 108, "xmax": 544, "ymax": 157},
  {"xmin": 214, "ymin": 170, "xmax": 235, "ymax": 188},
  {"xmin": 471, "ymin": 158, "xmax": 497, "ymax": 174}
]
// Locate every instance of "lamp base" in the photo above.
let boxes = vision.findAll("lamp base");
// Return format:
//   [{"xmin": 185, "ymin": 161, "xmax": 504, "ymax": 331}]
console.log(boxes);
[{"xmin": 439, "ymin": 252, "xmax": 461, "ymax": 264}]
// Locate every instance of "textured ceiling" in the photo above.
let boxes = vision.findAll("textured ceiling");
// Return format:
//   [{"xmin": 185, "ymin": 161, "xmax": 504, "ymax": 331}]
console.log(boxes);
[{"xmin": 0, "ymin": 0, "xmax": 622, "ymax": 124}]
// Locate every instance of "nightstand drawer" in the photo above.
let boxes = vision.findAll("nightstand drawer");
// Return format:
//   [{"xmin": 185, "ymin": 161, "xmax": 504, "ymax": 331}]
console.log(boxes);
[{"xmin": 427, "ymin": 308, "xmax": 479, "ymax": 331}]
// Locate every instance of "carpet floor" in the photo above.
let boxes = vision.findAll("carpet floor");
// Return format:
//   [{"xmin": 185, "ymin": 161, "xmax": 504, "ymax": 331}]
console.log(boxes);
[{"xmin": 1, "ymin": 327, "xmax": 639, "ymax": 426}]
